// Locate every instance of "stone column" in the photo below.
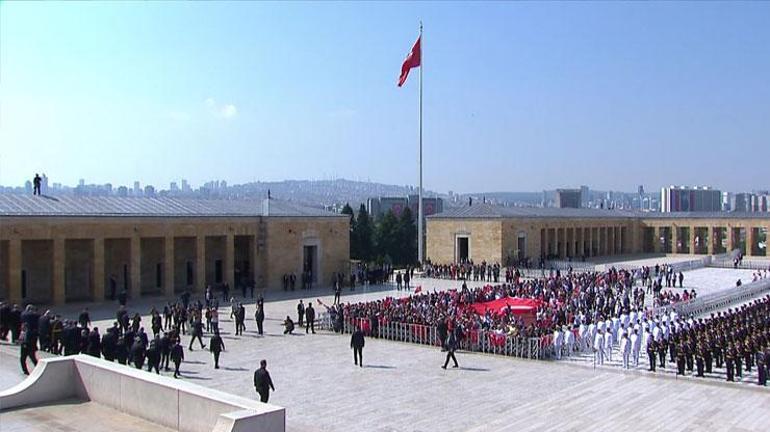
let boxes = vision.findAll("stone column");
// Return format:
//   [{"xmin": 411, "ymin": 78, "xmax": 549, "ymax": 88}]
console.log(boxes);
[
  {"xmin": 707, "ymin": 227, "xmax": 715, "ymax": 255},
  {"xmin": 8, "ymin": 239, "xmax": 22, "ymax": 303},
  {"xmin": 588, "ymin": 227, "xmax": 594, "ymax": 256},
  {"xmin": 689, "ymin": 226, "xmax": 697, "ymax": 255},
  {"xmin": 164, "ymin": 236, "xmax": 175, "ymax": 297},
  {"xmin": 196, "ymin": 235, "xmax": 206, "ymax": 292},
  {"xmin": 653, "ymin": 227, "xmax": 662, "ymax": 253},
  {"xmin": 225, "ymin": 233, "xmax": 235, "ymax": 289},
  {"xmin": 618, "ymin": 227, "xmax": 624, "ymax": 254},
  {"xmin": 672, "ymin": 226, "xmax": 679, "ymax": 254},
  {"xmin": 130, "ymin": 235, "xmax": 141, "ymax": 299},
  {"xmin": 746, "ymin": 227, "xmax": 755, "ymax": 256},
  {"xmin": 53, "ymin": 238, "xmax": 66, "ymax": 305},
  {"xmin": 578, "ymin": 228, "xmax": 585, "ymax": 258},
  {"xmin": 93, "ymin": 237, "xmax": 105, "ymax": 301},
  {"xmin": 727, "ymin": 227, "xmax": 735, "ymax": 252}
]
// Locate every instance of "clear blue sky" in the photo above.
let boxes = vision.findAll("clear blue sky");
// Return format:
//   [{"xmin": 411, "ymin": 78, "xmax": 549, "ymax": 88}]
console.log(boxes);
[{"xmin": 2, "ymin": 1, "xmax": 769, "ymax": 193}]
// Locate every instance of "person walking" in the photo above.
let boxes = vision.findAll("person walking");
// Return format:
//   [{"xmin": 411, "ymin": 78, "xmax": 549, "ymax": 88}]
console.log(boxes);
[
  {"xmin": 253, "ymin": 359, "xmax": 275, "ymax": 403},
  {"xmin": 171, "ymin": 340, "xmax": 184, "ymax": 378},
  {"xmin": 19, "ymin": 323, "xmax": 39, "ymax": 375},
  {"xmin": 189, "ymin": 318, "xmax": 205, "ymax": 351},
  {"xmin": 442, "ymin": 329, "xmax": 459, "ymax": 369},
  {"xmin": 305, "ymin": 303, "xmax": 316, "ymax": 334},
  {"xmin": 351, "ymin": 326, "xmax": 365, "ymax": 367},
  {"xmin": 209, "ymin": 331, "xmax": 225, "ymax": 369}
]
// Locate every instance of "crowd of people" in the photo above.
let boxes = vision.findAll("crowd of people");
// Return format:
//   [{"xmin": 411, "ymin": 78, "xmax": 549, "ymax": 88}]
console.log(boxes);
[
  {"xmin": 560, "ymin": 295, "xmax": 770, "ymax": 385},
  {"xmin": 0, "ymin": 291, "xmax": 276, "ymax": 381}
]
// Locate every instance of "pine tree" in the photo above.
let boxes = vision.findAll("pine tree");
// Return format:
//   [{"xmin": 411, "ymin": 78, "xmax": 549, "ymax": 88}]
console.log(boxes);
[
  {"xmin": 354, "ymin": 204, "xmax": 374, "ymax": 261},
  {"xmin": 341, "ymin": 203, "xmax": 355, "ymax": 258},
  {"xmin": 398, "ymin": 207, "xmax": 417, "ymax": 266}
]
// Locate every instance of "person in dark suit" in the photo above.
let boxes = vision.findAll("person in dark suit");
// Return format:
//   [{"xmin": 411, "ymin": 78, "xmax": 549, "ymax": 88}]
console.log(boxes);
[
  {"xmin": 442, "ymin": 329, "xmax": 459, "ymax": 369},
  {"xmin": 146, "ymin": 337, "xmax": 161, "ymax": 374},
  {"xmin": 305, "ymin": 304, "xmax": 316, "ymax": 334},
  {"xmin": 255, "ymin": 302, "xmax": 265, "ymax": 336},
  {"xmin": 160, "ymin": 332, "xmax": 171, "ymax": 371},
  {"xmin": 297, "ymin": 300, "xmax": 305, "ymax": 327},
  {"xmin": 131, "ymin": 337, "xmax": 146, "ymax": 370},
  {"xmin": 209, "ymin": 331, "xmax": 225, "ymax": 369},
  {"xmin": 351, "ymin": 327, "xmax": 365, "ymax": 367},
  {"xmin": 171, "ymin": 340, "xmax": 184, "ymax": 378},
  {"xmin": 254, "ymin": 359, "xmax": 275, "ymax": 403},
  {"xmin": 19, "ymin": 323, "xmax": 39, "ymax": 375}
]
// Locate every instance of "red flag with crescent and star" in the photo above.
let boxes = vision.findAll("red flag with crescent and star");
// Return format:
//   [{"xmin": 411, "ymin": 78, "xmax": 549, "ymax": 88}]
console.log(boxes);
[{"xmin": 398, "ymin": 36, "xmax": 421, "ymax": 87}]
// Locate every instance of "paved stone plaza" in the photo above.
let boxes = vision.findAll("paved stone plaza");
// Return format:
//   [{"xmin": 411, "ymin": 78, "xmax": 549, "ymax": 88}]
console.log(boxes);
[{"xmin": 2, "ymin": 264, "xmax": 769, "ymax": 431}]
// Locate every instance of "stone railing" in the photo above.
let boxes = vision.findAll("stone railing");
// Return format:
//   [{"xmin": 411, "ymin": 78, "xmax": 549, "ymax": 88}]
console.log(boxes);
[
  {"xmin": 0, "ymin": 355, "xmax": 285, "ymax": 432},
  {"xmin": 655, "ymin": 278, "xmax": 770, "ymax": 318},
  {"xmin": 320, "ymin": 316, "xmax": 551, "ymax": 360}
]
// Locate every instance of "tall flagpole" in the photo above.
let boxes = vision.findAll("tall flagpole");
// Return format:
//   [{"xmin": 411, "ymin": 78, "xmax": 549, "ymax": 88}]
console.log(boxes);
[{"xmin": 418, "ymin": 21, "xmax": 424, "ymax": 265}]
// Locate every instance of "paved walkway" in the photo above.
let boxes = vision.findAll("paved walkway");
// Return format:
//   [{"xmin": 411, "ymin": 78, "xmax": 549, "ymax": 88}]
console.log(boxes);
[{"xmin": 3, "ymin": 264, "xmax": 769, "ymax": 431}]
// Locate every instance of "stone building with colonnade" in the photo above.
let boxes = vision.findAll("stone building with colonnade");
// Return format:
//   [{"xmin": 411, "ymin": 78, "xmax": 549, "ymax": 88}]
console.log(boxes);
[
  {"xmin": 427, "ymin": 204, "xmax": 770, "ymax": 264},
  {"xmin": 0, "ymin": 195, "xmax": 349, "ymax": 305}
]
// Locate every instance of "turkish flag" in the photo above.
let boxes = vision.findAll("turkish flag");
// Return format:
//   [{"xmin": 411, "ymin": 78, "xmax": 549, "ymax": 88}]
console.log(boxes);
[{"xmin": 398, "ymin": 36, "xmax": 421, "ymax": 87}]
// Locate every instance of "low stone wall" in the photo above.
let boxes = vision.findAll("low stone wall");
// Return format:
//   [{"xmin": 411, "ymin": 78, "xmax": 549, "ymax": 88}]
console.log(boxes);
[{"xmin": 0, "ymin": 355, "xmax": 284, "ymax": 432}]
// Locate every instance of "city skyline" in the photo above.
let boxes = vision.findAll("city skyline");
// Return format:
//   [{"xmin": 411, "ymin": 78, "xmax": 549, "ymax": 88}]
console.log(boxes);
[{"xmin": 2, "ymin": 2, "xmax": 769, "ymax": 192}]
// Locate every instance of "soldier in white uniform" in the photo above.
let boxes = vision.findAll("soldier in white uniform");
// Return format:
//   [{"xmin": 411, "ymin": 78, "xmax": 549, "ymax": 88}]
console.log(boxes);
[
  {"xmin": 578, "ymin": 323, "xmax": 587, "ymax": 352},
  {"xmin": 631, "ymin": 327, "xmax": 641, "ymax": 367},
  {"xmin": 553, "ymin": 327, "xmax": 564, "ymax": 360},
  {"xmin": 620, "ymin": 333, "xmax": 631, "ymax": 369},
  {"xmin": 604, "ymin": 326, "xmax": 614, "ymax": 362},
  {"xmin": 564, "ymin": 326, "xmax": 575, "ymax": 357},
  {"xmin": 594, "ymin": 329, "xmax": 605, "ymax": 365}
]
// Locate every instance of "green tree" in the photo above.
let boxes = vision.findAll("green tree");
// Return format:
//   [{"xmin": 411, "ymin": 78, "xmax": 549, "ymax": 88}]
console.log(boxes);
[
  {"xmin": 341, "ymin": 203, "xmax": 355, "ymax": 258},
  {"xmin": 398, "ymin": 206, "xmax": 417, "ymax": 265},
  {"xmin": 374, "ymin": 209, "xmax": 399, "ymax": 264},
  {"xmin": 353, "ymin": 204, "xmax": 374, "ymax": 261}
]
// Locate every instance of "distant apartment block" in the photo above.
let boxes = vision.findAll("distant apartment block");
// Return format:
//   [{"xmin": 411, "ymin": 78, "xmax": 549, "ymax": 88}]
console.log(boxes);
[
  {"xmin": 660, "ymin": 186, "xmax": 722, "ymax": 212},
  {"xmin": 368, "ymin": 195, "xmax": 444, "ymax": 221},
  {"xmin": 555, "ymin": 189, "xmax": 582, "ymax": 209}
]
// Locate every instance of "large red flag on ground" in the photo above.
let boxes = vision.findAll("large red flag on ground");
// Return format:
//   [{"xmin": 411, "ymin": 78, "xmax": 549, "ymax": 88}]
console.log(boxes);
[{"xmin": 398, "ymin": 36, "xmax": 421, "ymax": 87}]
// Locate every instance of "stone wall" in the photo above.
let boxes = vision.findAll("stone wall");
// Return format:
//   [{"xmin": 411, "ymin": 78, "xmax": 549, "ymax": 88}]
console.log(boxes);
[{"xmin": 426, "ymin": 219, "xmax": 503, "ymax": 264}]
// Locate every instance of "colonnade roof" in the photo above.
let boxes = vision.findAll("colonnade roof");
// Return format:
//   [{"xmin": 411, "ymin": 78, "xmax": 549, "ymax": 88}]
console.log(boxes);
[
  {"xmin": 428, "ymin": 203, "xmax": 770, "ymax": 220},
  {"xmin": 0, "ymin": 195, "xmax": 343, "ymax": 218}
]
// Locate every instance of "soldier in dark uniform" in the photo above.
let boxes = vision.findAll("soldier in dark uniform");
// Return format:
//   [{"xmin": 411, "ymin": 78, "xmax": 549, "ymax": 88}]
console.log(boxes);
[
  {"xmin": 209, "ymin": 331, "xmax": 225, "ymax": 369},
  {"xmin": 705, "ymin": 334, "xmax": 714, "ymax": 374},
  {"xmin": 695, "ymin": 341, "xmax": 705, "ymax": 377},
  {"xmin": 725, "ymin": 343, "xmax": 736, "ymax": 382},
  {"xmin": 685, "ymin": 338, "xmax": 694, "ymax": 372},
  {"xmin": 19, "ymin": 323, "xmax": 39, "ymax": 375},
  {"xmin": 442, "ymin": 328, "xmax": 460, "ymax": 369},
  {"xmin": 350, "ymin": 326, "xmax": 365, "ymax": 367},
  {"xmin": 647, "ymin": 339, "xmax": 657, "ymax": 372},
  {"xmin": 756, "ymin": 348, "xmax": 767, "ymax": 386},
  {"xmin": 254, "ymin": 359, "xmax": 275, "ymax": 403},
  {"xmin": 676, "ymin": 341, "xmax": 686, "ymax": 375},
  {"xmin": 658, "ymin": 336, "xmax": 667, "ymax": 368},
  {"xmin": 714, "ymin": 333, "xmax": 724, "ymax": 368},
  {"xmin": 735, "ymin": 341, "xmax": 743, "ymax": 378}
]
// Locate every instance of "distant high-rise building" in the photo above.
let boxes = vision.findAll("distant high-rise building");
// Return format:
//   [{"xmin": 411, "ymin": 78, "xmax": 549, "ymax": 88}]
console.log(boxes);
[
  {"xmin": 117, "ymin": 186, "xmax": 128, "ymax": 197},
  {"xmin": 41, "ymin": 174, "xmax": 49, "ymax": 194},
  {"xmin": 144, "ymin": 185, "xmax": 156, "ymax": 197},
  {"xmin": 661, "ymin": 186, "xmax": 722, "ymax": 212},
  {"xmin": 580, "ymin": 186, "xmax": 589, "ymax": 207},
  {"xmin": 555, "ymin": 189, "xmax": 581, "ymax": 209},
  {"xmin": 25, "ymin": 180, "xmax": 33, "ymax": 194},
  {"xmin": 79, "ymin": 179, "xmax": 85, "ymax": 187},
  {"xmin": 181, "ymin": 179, "xmax": 190, "ymax": 193},
  {"xmin": 133, "ymin": 181, "xmax": 141, "ymax": 196},
  {"xmin": 170, "ymin": 182, "xmax": 179, "ymax": 192}
]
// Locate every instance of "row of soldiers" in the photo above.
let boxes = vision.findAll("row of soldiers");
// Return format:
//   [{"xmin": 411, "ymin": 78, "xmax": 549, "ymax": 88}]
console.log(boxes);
[{"xmin": 643, "ymin": 296, "xmax": 770, "ymax": 385}]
